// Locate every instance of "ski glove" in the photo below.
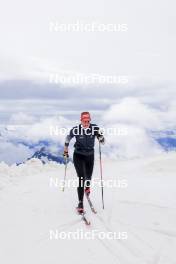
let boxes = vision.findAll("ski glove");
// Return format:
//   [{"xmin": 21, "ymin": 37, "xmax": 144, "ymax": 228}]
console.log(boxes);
[
  {"xmin": 63, "ymin": 150, "xmax": 69, "ymax": 158},
  {"xmin": 98, "ymin": 135, "xmax": 105, "ymax": 145}
]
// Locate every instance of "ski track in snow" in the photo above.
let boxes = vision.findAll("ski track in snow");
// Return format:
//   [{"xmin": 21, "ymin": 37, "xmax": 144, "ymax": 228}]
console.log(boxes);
[{"xmin": 0, "ymin": 153, "xmax": 176, "ymax": 264}]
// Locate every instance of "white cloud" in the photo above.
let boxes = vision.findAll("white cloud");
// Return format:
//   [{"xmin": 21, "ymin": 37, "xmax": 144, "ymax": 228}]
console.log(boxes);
[
  {"xmin": 9, "ymin": 112, "xmax": 36, "ymax": 124},
  {"xmin": 103, "ymin": 124, "xmax": 163, "ymax": 159},
  {"xmin": 0, "ymin": 96, "xmax": 175, "ymax": 162},
  {"xmin": 103, "ymin": 97, "xmax": 176, "ymax": 131},
  {"xmin": 0, "ymin": 0, "xmax": 175, "ymax": 81},
  {"xmin": 25, "ymin": 116, "xmax": 72, "ymax": 143},
  {"xmin": 99, "ymin": 98, "xmax": 176, "ymax": 158},
  {"xmin": 0, "ymin": 141, "xmax": 33, "ymax": 165},
  {"xmin": 103, "ymin": 97, "xmax": 162, "ymax": 130}
]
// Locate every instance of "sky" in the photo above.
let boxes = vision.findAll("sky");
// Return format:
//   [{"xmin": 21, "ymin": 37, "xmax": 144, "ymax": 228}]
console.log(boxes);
[
  {"xmin": 0, "ymin": 0, "xmax": 175, "ymax": 81},
  {"xmin": 0, "ymin": 0, "xmax": 175, "ymax": 163},
  {"xmin": 0, "ymin": 0, "xmax": 175, "ymax": 118}
]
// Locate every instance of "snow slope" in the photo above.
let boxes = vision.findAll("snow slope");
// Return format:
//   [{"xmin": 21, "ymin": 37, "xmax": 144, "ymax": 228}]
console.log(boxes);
[{"xmin": 0, "ymin": 153, "xmax": 176, "ymax": 264}]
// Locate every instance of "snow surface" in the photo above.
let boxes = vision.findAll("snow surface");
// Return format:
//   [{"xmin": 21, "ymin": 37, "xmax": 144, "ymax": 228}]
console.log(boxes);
[{"xmin": 0, "ymin": 153, "xmax": 176, "ymax": 264}]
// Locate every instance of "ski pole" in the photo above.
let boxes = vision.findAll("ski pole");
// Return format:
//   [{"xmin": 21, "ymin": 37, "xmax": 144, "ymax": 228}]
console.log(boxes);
[
  {"xmin": 62, "ymin": 156, "xmax": 68, "ymax": 192},
  {"xmin": 99, "ymin": 141, "xmax": 104, "ymax": 209}
]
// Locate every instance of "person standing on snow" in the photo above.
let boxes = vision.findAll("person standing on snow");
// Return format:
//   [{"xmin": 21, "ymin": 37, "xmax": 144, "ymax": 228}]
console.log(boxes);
[{"xmin": 63, "ymin": 112, "xmax": 105, "ymax": 213}]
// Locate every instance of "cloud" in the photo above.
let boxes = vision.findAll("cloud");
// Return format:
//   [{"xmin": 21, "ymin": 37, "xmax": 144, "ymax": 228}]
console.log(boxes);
[
  {"xmin": 0, "ymin": 100, "xmax": 165, "ymax": 163},
  {"xmin": 102, "ymin": 123, "xmax": 163, "ymax": 159},
  {"xmin": 0, "ymin": 79, "xmax": 176, "ymax": 122},
  {"xmin": 99, "ymin": 97, "xmax": 176, "ymax": 158},
  {"xmin": 0, "ymin": 83, "xmax": 175, "ymax": 162},
  {"xmin": 103, "ymin": 97, "xmax": 162, "ymax": 130},
  {"xmin": 9, "ymin": 112, "xmax": 36, "ymax": 124},
  {"xmin": 103, "ymin": 97, "xmax": 176, "ymax": 130},
  {"xmin": 0, "ymin": 0, "xmax": 175, "ymax": 82},
  {"xmin": 0, "ymin": 141, "xmax": 33, "ymax": 165}
]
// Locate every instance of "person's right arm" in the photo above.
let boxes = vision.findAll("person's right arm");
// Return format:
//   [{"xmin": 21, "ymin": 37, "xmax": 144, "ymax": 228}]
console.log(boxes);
[{"xmin": 63, "ymin": 128, "xmax": 75, "ymax": 157}]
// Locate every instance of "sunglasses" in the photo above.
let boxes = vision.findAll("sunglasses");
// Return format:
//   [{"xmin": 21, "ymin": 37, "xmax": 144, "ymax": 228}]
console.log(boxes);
[{"xmin": 82, "ymin": 120, "xmax": 90, "ymax": 123}]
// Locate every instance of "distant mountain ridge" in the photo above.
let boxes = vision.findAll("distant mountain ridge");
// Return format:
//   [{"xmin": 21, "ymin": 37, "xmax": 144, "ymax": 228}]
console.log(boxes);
[
  {"xmin": 17, "ymin": 146, "xmax": 71, "ymax": 165},
  {"xmin": 30, "ymin": 147, "xmax": 65, "ymax": 164}
]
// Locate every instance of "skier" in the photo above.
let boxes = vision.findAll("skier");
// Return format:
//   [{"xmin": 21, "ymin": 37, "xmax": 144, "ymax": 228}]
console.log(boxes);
[{"xmin": 63, "ymin": 112, "xmax": 105, "ymax": 214}]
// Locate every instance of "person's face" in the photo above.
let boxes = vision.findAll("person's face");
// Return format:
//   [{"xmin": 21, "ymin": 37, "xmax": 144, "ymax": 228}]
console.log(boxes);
[{"xmin": 81, "ymin": 119, "xmax": 90, "ymax": 128}]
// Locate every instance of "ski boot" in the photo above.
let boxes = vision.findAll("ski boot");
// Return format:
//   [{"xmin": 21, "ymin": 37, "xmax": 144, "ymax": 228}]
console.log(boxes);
[
  {"xmin": 85, "ymin": 187, "xmax": 90, "ymax": 196},
  {"xmin": 76, "ymin": 201, "xmax": 84, "ymax": 214}
]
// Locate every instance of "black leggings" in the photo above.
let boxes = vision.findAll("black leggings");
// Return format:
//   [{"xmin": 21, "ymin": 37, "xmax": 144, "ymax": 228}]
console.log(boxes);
[{"xmin": 73, "ymin": 152, "xmax": 94, "ymax": 202}]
